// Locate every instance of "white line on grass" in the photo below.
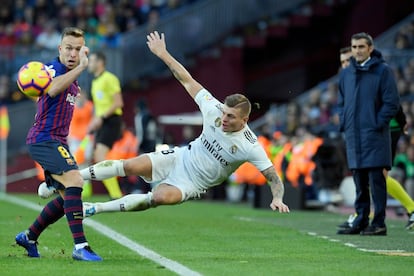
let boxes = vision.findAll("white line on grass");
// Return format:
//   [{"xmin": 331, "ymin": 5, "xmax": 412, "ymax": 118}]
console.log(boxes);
[
  {"xmin": 85, "ymin": 219, "xmax": 202, "ymax": 276},
  {"xmin": 1, "ymin": 194, "xmax": 202, "ymax": 276},
  {"xmin": 234, "ymin": 215, "xmax": 412, "ymax": 256}
]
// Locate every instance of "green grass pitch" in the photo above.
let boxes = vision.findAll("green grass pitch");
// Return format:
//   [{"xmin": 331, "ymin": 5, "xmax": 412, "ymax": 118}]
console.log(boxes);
[{"xmin": 1, "ymin": 193, "xmax": 413, "ymax": 276}]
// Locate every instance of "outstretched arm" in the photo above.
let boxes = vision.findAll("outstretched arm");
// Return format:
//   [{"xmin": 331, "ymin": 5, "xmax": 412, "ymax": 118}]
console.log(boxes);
[
  {"xmin": 146, "ymin": 31, "xmax": 203, "ymax": 99},
  {"xmin": 261, "ymin": 167, "xmax": 290, "ymax": 213}
]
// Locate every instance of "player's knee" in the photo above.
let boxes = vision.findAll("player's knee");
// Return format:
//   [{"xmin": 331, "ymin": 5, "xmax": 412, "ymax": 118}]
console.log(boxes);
[
  {"xmin": 70, "ymin": 175, "xmax": 84, "ymax": 188},
  {"xmin": 64, "ymin": 174, "xmax": 84, "ymax": 188},
  {"xmin": 59, "ymin": 171, "xmax": 84, "ymax": 188},
  {"xmin": 152, "ymin": 186, "xmax": 182, "ymax": 205},
  {"xmin": 151, "ymin": 192, "xmax": 166, "ymax": 205},
  {"xmin": 124, "ymin": 155, "xmax": 151, "ymax": 177},
  {"xmin": 123, "ymin": 159, "xmax": 134, "ymax": 175}
]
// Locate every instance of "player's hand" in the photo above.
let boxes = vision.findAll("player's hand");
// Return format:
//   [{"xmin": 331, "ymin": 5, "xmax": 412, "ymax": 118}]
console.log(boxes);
[
  {"xmin": 146, "ymin": 31, "xmax": 166, "ymax": 57},
  {"xmin": 270, "ymin": 198, "xmax": 290, "ymax": 213},
  {"xmin": 79, "ymin": 46, "xmax": 90, "ymax": 69}
]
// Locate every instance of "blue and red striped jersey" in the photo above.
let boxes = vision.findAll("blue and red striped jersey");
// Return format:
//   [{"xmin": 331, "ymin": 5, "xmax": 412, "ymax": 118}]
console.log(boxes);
[{"xmin": 26, "ymin": 57, "xmax": 79, "ymax": 145}]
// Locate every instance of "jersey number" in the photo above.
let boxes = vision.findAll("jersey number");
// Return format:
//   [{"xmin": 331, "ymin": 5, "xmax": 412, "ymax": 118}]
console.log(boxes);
[{"xmin": 57, "ymin": 145, "xmax": 71, "ymax": 158}]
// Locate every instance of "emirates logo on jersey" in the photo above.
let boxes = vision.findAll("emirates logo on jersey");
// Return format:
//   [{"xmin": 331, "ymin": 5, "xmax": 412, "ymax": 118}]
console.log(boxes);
[
  {"xmin": 215, "ymin": 117, "xmax": 221, "ymax": 127},
  {"xmin": 200, "ymin": 134, "xmax": 229, "ymax": 167},
  {"xmin": 230, "ymin": 145, "xmax": 238, "ymax": 154}
]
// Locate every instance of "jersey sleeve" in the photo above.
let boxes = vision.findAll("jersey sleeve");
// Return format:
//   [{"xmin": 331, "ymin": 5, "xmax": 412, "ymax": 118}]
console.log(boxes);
[
  {"xmin": 194, "ymin": 88, "xmax": 221, "ymax": 114},
  {"xmin": 247, "ymin": 143, "xmax": 273, "ymax": 172}
]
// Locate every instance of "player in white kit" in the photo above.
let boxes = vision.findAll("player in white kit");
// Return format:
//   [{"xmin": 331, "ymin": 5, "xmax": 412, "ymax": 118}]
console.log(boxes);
[{"xmin": 77, "ymin": 31, "xmax": 290, "ymax": 215}]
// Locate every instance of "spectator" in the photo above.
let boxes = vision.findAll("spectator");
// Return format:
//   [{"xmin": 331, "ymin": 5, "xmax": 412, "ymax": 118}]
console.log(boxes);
[
  {"xmin": 394, "ymin": 21, "xmax": 414, "ymax": 49},
  {"xmin": 0, "ymin": 23, "xmax": 16, "ymax": 46},
  {"xmin": 133, "ymin": 99, "xmax": 157, "ymax": 193},
  {"xmin": 146, "ymin": 9, "xmax": 160, "ymax": 33},
  {"xmin": 35, "ymin": 20, "xmax": 61, "ymax": 51},
  {"xmin": 134, "ymin": 99, "xmax": 157, "ymax": 154},
  {"xmin": 100, "ymin": 22, "xmax": 121, "ymax": 48},
  {"xmin": 395, "ymin": 32, "xmax": 411, "ymax": 49},
  {"xmin": 57, "ymin": 4, "xmax": 75, "ymax": 29},
  {"xmin": 285, "ymin": 128, "xmax": 323, "ymax": 201},
  {"xmin": 115, "ymin": 3, "xmax": 138, "ymax": 32},
  {"xmin": 135, "ymin": 0, "xmax": 152, "ymax": 25},
  {"xmin": 0, "ymin": 74, "xmax": 10, "ymax": 103}
]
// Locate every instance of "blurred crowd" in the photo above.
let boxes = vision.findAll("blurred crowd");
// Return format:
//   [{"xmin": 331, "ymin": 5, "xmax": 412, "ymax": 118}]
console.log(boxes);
[
  {"xmin": 0, "ymin": 0, "xmax": 199, "ymax": 103},
  {"xmin": 0, "ymin": 0, "xmax": 199, "ymax": 50},
  {"xmin": 394, "ymin": 20, "xmax": 414, "ymax": 50}
]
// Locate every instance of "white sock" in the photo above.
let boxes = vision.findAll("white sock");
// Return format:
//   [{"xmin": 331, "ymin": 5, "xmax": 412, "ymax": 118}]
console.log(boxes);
[
  {"xmin": 80, "ymin": 160, "xmax": 126, "ymax": 180},
  {"xmin": 96, "ymin": 193, "xmax": 153, "ymax": 213},
  {"xmin": 75, "ymin": 242, "xmax": 89, "ymax": 250}
]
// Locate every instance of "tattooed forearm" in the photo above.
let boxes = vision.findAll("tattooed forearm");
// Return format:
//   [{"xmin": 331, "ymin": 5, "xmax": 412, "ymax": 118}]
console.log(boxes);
[
  {"xmin": 262, "ymin": 167, "xmax": 284, "ymax": 199},
  {"xmin": 168, "ymin": 64, "xmax": 183, "ymax": 82},
  {"xmin": 166, "ymin": 59, "xmax": 187, "ymax": 84}
]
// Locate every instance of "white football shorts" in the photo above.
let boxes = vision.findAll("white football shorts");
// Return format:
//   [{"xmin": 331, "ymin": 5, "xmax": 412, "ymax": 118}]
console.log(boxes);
[{"xmin": 146, "ymin": 146, "xmax": 206, "ymax": 201}]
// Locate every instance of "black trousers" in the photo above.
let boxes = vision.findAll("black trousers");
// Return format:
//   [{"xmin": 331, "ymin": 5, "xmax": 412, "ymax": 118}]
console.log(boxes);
[{"xmin": 351, "ymin": 167, "xmax": 387, "ymax": 228}]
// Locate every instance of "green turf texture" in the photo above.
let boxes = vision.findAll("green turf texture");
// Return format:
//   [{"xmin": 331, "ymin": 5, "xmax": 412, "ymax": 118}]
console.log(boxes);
[{"xmin": 1, "ymin": 194, "xmax": 413, "ymax": 276}]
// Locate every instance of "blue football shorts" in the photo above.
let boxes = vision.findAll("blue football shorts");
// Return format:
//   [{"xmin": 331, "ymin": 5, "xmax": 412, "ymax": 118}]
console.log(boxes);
[{"xmin": 28, "ymin": 141, "xmax": 78, "ymax": 190}]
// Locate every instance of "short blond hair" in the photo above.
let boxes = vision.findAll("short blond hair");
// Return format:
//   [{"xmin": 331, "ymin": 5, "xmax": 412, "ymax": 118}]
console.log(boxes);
[
  {"xmin": 224, "ymin": 93, "xmax": 251, "ymax": 117},
  {"xmin": 61, "ymin": 27, "xmax": 84, "ymax": 40}
]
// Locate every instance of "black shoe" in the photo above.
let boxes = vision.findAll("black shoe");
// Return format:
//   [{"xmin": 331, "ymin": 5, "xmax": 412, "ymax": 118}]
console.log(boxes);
[
  {"xmin": 337, "ymin": 226, "xmax": 363, "ymax": 235},
  {"xmin": 337, "ymin": 221, "xmax": 351, "ymax": 229},
  {"xmin": 360, "ymin": 225, "xmax": 387, "ymax": 236}
]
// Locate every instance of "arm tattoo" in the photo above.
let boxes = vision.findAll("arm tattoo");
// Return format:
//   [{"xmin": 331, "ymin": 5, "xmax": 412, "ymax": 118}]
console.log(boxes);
[
  {"xmin": 166, "ymin": 61, "xmax": 183, "ymax": 83},
  {"xmin": 171, "ymin": 68, "xmax": 183, "ymax": 82},
  {"xmin": 262, "ymin": 167, "xmax": 284, "ymax": 199}
]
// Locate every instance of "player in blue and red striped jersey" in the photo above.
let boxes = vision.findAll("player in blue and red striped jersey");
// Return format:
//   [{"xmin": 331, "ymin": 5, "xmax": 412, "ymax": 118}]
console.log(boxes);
[{"xmin": 15, "ymin": 27, "xmax": 102, "ymax": 261}]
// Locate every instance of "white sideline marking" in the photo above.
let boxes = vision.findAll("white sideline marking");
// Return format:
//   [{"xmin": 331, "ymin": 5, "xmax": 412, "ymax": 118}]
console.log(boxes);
[
  {"xmin": 235, "ymin": 215, "xmax": 412, "ymax": 256},
  {"xmin": 1, "ymin": 194, "xmax": 202, "ymax": 276},
  {"xmin": 358, "ymin": 249, "xmax": 405, "ymax": 253},
  {"xmin": 85, "ymin": 219, "xmax": 202, "ymax": 276}
]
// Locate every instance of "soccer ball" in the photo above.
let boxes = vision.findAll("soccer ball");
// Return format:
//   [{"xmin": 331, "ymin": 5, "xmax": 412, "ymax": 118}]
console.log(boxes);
[{"xmin": 17, "ymin": 61, "xmax": 52, "ymax": 97}]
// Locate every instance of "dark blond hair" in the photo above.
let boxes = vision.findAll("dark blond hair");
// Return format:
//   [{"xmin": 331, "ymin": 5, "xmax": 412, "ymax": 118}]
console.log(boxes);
[
  {"xmin": 61, "ymin": 27, "xmax": 84, "ymax": 40},
  {"xmin": 224, "ymin": 93, "xmax": 251, "ymax": 117}
]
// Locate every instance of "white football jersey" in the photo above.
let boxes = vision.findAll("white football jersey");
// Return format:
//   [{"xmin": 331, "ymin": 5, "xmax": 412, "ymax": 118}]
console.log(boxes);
[{"xmin": 182, "ymin": 89, "xmax": 272, "ymax": 190}]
